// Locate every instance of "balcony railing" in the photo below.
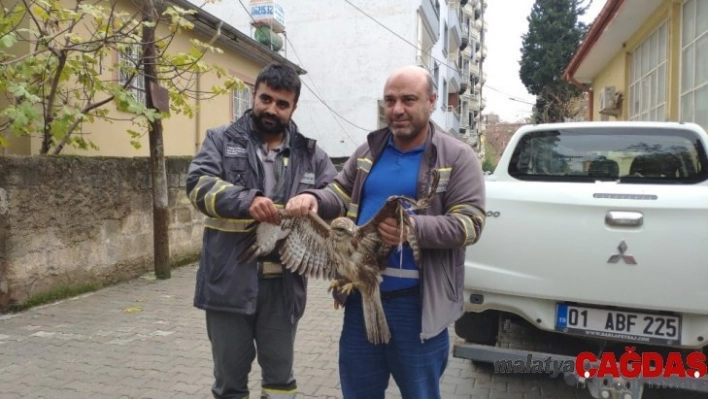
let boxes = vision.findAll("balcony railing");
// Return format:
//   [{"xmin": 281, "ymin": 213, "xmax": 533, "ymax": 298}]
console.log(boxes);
[
  {"xmin": 469, "ymin": 92, "xmax": 479, "ymax": 110},
  {"xmin": 446, "ymin": 105, "xmax": 460, "ymax": 134},
  {"xmin": 470, "ymin": 61, "xmax": 480, "ymax": 76},
  {"xmin": 461, "ymin": 61, "xmax": 470, "ymax": 87},
  {"xmin": 447, "ymin": 59, "xmax": 461, "ymax": 91},
  {"xmin": 447, "ymin": 6, "xmax": 462, "ymax": 49},
  {"xmin": 460, "ymin": 101, "xmax": 470, "ymax": 127},
  {"xmin": 470, "ymin": 24, "xmax": 480, "ymax": 42}
]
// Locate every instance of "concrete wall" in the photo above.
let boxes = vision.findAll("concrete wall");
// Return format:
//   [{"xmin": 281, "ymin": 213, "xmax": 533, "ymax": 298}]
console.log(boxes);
[{"xmin": 0, "ymin": 156, "xmax": 203, "ymax": 310}]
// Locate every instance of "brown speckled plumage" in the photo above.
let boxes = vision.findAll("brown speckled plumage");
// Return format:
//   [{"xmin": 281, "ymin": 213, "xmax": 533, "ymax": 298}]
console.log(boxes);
[{"xmin": 240, "ymin": 170, "xmax": 440, "ymax": 344}]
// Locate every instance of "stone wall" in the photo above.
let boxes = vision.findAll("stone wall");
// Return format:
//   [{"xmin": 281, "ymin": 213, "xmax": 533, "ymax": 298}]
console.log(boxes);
[{"xmin": 0, "ymin": 156, "xmax": 204, "ymax": 310}]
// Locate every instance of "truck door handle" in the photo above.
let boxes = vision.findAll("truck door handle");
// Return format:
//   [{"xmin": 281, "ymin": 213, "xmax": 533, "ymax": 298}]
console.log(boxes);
[{"xmin": 605, "ymin": 211, "xmax": 643, "ymax": 227}]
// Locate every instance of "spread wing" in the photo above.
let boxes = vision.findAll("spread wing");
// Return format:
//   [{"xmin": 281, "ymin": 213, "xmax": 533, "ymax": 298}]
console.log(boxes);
[
  {"xmin": 356, "ymin": 169, "xmax": 440, "ymax": 265},
  {"xmin": 238, "ymin": 210, "xmax": 337, "ymax": 280},
  {"xmin": 278, "ymin": 211, "xmax": 338, "ymax": 280}
]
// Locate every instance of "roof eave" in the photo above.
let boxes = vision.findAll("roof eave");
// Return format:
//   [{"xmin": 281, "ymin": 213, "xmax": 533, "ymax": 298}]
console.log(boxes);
[
  {"xmin": 563, "ymin": 0, "xmax": 625, "ymax": 86},
  {"xmin": 169, "ymin": 0, "xmax": 307, "ymax": 75}
]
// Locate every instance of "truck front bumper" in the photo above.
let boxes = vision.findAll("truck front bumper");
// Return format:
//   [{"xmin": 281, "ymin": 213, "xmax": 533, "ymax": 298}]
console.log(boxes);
[
  {"xmin": 453, "ymin": 342, "xmax": 708, "ymax": 399},
  {"xmin": 464, "ymin": 289, "xmax": 708, "ymax": 349}
]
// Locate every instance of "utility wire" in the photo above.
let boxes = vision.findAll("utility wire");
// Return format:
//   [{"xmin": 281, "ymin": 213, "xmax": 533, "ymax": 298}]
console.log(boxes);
[
  {"xmin": 237, "ymin": 0, "xmax": 370, "ymax": 141},
  {"xmin": 283, "ymin": 33, "xmax": 371, "ymax": 141},
  {"xmin": 342, "ymin": 0, "xmax": 535, "ymax": 104}
]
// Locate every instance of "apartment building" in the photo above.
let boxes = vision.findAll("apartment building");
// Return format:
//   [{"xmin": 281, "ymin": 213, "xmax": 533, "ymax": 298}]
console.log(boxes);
[
  {"xmin": 458, "ymin": 0, "xmax": 488, "ymax": 157},
  {"xmin": 191, "ymin": 0, "xmax": 488, "ymax": 158}
]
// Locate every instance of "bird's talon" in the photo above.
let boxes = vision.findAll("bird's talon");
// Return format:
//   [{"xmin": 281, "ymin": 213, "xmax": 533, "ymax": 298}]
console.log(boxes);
[{"xmin": 340, "ymin": 282, "xmax": 354, "ymax": 295}]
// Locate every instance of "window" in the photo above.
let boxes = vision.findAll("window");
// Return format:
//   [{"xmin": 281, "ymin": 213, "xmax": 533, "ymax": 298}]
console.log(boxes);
[
  {"xmin": 232, "ymin": 85, "xmax": 252, "ymax": 121},
  {"xmin": 507, "ymin": 127, "xmax": 708, "ymax": 184},
  {"xmin": 443, "ymin": 21, "xmax": 449, "ymax": 56},
  {"xmin": 118, "ymin": 44, "xmax": 146, "ymax": 105},
  {"xmin": 680, "ymin": 0, "xmax": 708, "ymax": 130},
  {"xmin": 628, "ymin": 23, "xmax": 667, "ymax": 122},
  {"xmin": 442, "ymin": 79, "xmax": 448, "ymax": 109},
  {"xmin": 377, "ymin": 100, "xmax": 387, "ymax": 129}
]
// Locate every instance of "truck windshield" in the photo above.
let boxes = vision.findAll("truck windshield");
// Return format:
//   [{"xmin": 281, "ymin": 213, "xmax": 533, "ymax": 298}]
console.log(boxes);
[{"xmin": 507, "ymin": 127, "xmax": 708, "ymax": 184}]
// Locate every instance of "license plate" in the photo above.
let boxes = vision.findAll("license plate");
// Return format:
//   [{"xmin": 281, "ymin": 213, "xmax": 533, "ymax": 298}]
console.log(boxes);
[{"xmin": 555, "ymin": 304, "xmax": 681, "ymax": 345}]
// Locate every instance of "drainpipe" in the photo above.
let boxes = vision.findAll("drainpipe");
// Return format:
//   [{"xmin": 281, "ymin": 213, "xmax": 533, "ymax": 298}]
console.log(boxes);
[
  {"xmin": 195, "ymin": 71, "xmax": 201, "ymax": 153},
  {"xmin": 566, "ymin": 75, "xmax": 593, "ymax": 122},
  {"xmin": 562, "ymin": 0, "xmax": 624, "ymax": 122}
]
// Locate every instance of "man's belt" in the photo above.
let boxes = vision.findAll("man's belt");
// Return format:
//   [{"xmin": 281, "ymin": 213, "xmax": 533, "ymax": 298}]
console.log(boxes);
[{"xmin": 257, "ymin": 261, "xmax": 284, "ymax": 278}]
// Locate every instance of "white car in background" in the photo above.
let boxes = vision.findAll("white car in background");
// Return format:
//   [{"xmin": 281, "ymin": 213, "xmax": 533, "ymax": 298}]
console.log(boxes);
[{"xmin": 454, "ymin": 121, "xmax": 708, "ymax": 399}]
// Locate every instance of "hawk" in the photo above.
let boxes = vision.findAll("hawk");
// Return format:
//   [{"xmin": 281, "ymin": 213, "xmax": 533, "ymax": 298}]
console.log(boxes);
[{"xmin": 239, "ymin": 170, "xmax": 440, "ymax": 345}]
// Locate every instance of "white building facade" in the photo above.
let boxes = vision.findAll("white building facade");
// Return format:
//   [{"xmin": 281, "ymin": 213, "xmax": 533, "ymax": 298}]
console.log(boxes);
[{"xmin": 188, "ymin": 0, "xmax": 487, "ymax": 158}]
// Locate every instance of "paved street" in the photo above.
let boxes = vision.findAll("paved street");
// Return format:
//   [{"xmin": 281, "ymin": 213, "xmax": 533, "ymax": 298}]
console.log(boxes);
[{"xmin": 0, "ymin": 264, "xmax": 673, "ymax": 399}]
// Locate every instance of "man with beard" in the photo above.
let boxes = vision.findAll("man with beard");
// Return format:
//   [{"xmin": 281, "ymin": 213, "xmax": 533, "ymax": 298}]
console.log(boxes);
[
  {"xmin": 286, "ymin": 65, "xmax": 486, "ymax": 398},
  {"xmin": 187, "ymin": 63, "xmax": 337, "ymax": 399}
]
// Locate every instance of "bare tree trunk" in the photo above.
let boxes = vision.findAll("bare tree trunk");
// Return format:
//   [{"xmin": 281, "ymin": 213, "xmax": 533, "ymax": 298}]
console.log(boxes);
[{"xmin": 142, "ymin": 0, "xmax": 170, "ymax": 279}]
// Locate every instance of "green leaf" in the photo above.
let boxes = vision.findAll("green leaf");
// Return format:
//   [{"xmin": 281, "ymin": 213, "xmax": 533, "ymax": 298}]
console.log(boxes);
[
  {"xmin": 0, "ymin": 0, "xmax": 237, "ymax": 154},
  {"xmin": 29, "ymin": 4, "xmax": 50, "ymax": 22},
  {"xmin": 0, "ymin": 33, "xmax": 17, "ymax": 48}
]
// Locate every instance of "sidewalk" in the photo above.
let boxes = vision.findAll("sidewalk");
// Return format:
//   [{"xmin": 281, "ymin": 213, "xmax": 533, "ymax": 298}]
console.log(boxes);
[{"xmin": 0, "ymin": 264, "xmax": 592, "ymax": 399}]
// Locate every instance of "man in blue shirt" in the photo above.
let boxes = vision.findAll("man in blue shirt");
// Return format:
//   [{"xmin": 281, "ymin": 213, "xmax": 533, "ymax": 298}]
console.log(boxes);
[{"xmin": 286, "ymin": 65, "xmax": 486, "ymax": 399}]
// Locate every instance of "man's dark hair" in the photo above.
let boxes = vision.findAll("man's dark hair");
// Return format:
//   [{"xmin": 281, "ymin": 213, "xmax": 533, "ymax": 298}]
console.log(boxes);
[{"xmin": 254, "ymin": 63, "xmax": 302, "ymax": 103}]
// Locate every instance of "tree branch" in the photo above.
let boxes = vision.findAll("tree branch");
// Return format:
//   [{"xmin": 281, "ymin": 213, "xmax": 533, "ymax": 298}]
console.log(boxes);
[
  {"xmin": 40, "ymin": 50, "xmax": 67, "ymax": 154},
  {"xmin": 51, "ymin": 94, "xmax": 117, "ymax": 155}
]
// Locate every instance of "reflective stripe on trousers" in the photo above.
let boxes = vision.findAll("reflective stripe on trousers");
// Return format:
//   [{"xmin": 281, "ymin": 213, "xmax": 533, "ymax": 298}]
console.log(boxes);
[{"xmin": 261, "ymin": 388, "xmax": 298, "ymax": 399}]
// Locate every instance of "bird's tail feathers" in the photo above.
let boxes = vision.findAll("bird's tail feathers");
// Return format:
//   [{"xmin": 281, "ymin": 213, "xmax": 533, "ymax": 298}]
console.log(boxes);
[{"xmin": 362, "ymin": 285, "xmax": 391, "ymax": 345}]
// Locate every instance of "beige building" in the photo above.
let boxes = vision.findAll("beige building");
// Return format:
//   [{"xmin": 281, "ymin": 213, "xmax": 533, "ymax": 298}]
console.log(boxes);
[
  {"xmin": 1, "ymin": 0, "xmax": 303, "ymax": 157},
  {"xmin": 563, "ymin": 0, "xmax": 707, "ymax": 132}
]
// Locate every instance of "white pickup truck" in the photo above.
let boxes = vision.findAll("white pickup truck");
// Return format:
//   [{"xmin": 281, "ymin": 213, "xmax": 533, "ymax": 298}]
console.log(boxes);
[{"xmin": 453, "ymin": 121, "xmax": 708, "ymax": 398}]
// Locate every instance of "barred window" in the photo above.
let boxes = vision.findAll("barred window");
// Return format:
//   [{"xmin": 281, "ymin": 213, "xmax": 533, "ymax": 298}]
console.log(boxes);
[
  {"xmin": 118, "ymin": 44, "xmax": 146, "ymax": 105},
  {"xmin": 628, "ymin": 23, "xmax": 667, "ymax": 122},
  {"xmin": 232, "ymin": 85, "xmax": 252, "ymax": 121},
  {"xmin": 680, "ymin": 0, "xmax": 708, "ymax": 130}
]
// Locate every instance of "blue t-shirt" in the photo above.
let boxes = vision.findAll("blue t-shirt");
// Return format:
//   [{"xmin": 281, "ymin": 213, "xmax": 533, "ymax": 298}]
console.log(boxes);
[{"xmin": 357, "ymin": 136, "xmax": 425, "ymax": 292}]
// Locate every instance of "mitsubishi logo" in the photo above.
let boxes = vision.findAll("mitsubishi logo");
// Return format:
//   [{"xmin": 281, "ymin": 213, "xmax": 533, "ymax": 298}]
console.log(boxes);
[{"xmin": 607, "ymin": 240, "xmax": 637, "ymax": 264}]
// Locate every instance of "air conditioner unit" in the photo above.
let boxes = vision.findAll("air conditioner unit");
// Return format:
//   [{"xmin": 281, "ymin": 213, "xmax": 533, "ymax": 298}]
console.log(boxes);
[{"xmin": 599, "ymin": 86, "xmax": 621, "ymax": 116}]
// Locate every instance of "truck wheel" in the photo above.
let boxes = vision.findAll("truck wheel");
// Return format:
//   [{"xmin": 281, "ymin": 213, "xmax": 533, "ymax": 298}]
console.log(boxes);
[{"xmin": 454, "ymin": 310, "xmax": 500, "ymax": 345}]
